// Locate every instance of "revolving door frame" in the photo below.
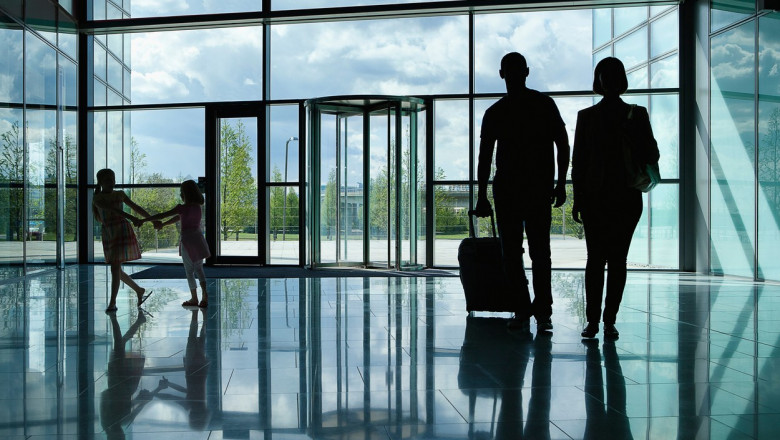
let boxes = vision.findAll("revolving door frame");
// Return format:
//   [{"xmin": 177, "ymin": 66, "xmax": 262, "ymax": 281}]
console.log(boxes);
[{"xmin": 306, "ymin": 96, "xmax": 427, "ymax": 270}]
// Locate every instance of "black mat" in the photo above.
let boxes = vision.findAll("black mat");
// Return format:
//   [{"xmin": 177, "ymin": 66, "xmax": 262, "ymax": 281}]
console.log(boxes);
[{"xmin": 130, "ymin": 265, "xmax": 457, "ymax": 280}]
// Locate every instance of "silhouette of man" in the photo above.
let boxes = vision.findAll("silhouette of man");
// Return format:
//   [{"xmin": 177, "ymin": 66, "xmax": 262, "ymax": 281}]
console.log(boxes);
[{"xmin": 475, "ymin": 52, "xmax": 570, "ymax": 331}]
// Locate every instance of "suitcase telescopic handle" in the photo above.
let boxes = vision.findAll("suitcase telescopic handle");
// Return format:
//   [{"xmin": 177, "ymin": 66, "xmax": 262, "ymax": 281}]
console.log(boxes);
[{"xmin": 467, "ymin": 209, "xmax": 497, "ymax": 238}]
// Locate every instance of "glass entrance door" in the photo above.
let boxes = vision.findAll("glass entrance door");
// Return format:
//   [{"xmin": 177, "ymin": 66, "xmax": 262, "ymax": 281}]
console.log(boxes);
[
  {"xmin": 316, "ymin": 108, "xmax": 365, "ymax": 266},
  {"xmin": 207, "ymin": 105, "xmax": 263, "ymax": 263}
]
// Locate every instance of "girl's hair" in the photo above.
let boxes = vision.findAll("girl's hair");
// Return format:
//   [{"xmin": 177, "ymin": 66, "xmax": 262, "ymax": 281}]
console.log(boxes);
[
  {"xmin": 93, "ymin": 168, "xmax": 115, "ymax": 221},
  {"xmin": 593, "ymin": 57, "xmax": 628, "ymax": 96},
  {"xmin": 180, "ymin": 179, "xmax": 205, "ymax": 205}
]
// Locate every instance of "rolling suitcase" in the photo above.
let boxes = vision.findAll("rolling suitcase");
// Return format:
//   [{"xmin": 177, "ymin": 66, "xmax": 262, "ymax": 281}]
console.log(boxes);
[{"xmin": 457, "ymin": 210, "xmax": 527, "ymax": 314}]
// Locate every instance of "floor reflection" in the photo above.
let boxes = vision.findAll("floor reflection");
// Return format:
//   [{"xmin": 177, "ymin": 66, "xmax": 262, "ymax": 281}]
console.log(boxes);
[{"xmin": 0, "ymin": 267, "xmax": 779, "ymax": 439}]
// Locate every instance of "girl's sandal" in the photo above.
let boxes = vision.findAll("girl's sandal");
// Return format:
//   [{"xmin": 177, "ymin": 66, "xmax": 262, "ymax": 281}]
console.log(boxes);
[
  {"xmin": 182, "ymin": 299, "xmax": 199, "ymax": 307},
  {"xmin": 198, "ymin": 300, "xmax": 208, "ymax": 308}
]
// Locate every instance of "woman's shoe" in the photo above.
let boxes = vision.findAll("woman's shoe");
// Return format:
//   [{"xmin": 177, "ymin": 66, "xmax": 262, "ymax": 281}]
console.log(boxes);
[
  {"xmin": 581, "ymin": 323, "xmax": 599, "ymax": 338},
  {"xmin": 603, "ymin": 323, "xmax": 620, "ymax": 339}
]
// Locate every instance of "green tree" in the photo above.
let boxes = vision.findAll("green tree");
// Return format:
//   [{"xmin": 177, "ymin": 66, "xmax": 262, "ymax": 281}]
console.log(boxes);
[
  {"xmin": 220, "ymin": 120, "xmax": 257, "ymax": 240},
  {"xmin": 133, "ymin": 173, "xmax": 180, "ymax": 252},
  {"xmin": 0, "ymin": 121, "xmax": 24, "ymax": 240}
]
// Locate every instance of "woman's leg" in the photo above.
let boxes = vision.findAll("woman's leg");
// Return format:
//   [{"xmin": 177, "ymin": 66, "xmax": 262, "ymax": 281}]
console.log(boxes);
[
  {"xmin": 603, "ymin": 196, "xmax": 643, "ymax": 324},
  {"xmin": 583, "ymin": 215, "xmax": 608, "ymax": 324}
]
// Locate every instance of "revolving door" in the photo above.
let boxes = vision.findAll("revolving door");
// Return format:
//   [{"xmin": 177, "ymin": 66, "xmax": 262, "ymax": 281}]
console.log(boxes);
[{"xmin": 306, "ymin": 96, "xmax": 427, "ymax": 269}]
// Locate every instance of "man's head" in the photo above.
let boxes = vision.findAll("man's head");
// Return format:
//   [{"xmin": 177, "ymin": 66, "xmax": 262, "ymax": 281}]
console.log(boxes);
[{"xmin": 499, "ymin": 52, "xmax": 529, "ymax": 94}]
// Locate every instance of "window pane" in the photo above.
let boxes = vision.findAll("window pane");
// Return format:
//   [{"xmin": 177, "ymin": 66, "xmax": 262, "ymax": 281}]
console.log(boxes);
[
  {"xmin": 273, "ymin": 0, "xmax": 450, "ymax": 9},
  {"xmin": 0, "ymin": 17, "xmax": 23, "ymax": 104},
  {"xmin": 593, "ymin": 8, "xmax": 611, "ymax": 49},
  {"xmin": 614, "ymin": 26, "xmax": 647, "ymax": 70},
  {"xmin": 711, "ymin": 0, "xmax": 754, "ymax": 33},
  {"xmin": 93, "ymin": 38, "xmax": 106, "ymax": 81},
  {"xmin": 434, "ymin": 184, "xmax": 468, "ymax": 266},
  {"xmin": 123, "ymin": 108, "xmax": 206, "ymax": 182},
  {"xmin": 128, "ymin": 27, "xmax": 263, "ymax": 105},
  {"xmin": 25, "ymin": 109, "xmax": 57, "ymax": 269},
  {"xmin": 272, "ymin": 16, "xmax": 468, "ymax": 99},
  {"xmin": 0, "ymin": 108, "xmax": 24, "ymax": 274},
  {"xmin": 650, "ymin": 11, "xmax": 677, "ymax": 58},
  {"xmin": 710, "ymin": 23, "xmax": 756, "ymax": 277},
  {"xmin": 627, "ymin": 192, "xmax": 650, "ymax": 266},
  {"xmin": 475, "ymin": 10, "xmax": 592, "ymax": 93},
  {"xmin": 651, "ymin": 94, "xmax": 679, "ymax": 179},
  {"xmin": 627, "ymin": 66, "xmax": 648, "ymax": 90},
  {"xmin": 649, "ymin": 183, "xmax": 679, "ymax": 268},
  {"xmin": 269, "ymin": 105, "xmax": 300, "ymax": 183},
  {"xmin": 26, "ymin": 32, "xmax": 57, "ymax": 106},
  {"xmin": 758, "ymin": 16, "xmax": 780, "ymax": 280},
  {"xmin": 473, "ymin": 98, "xmax": 496, "ymax": 177},
  {"xmin": 120, "ymin": 0, "xmax": 262, "ymax": 18},
  {"xmin": 267, "ymin": 185, "xmax": 300, "ymax": 264},
  {"xmin": 650, "ymin": 54, "xmax": 678, "ymax": 88},
  {"xmin": 435, "ymin": 100, "xmax": 469, "ymax": 181},
  {"xmin": 614, "ymin": 6, "xmax": 646, "ymax": 36},
  {"xmin": 63, "ymin": 111, "xmax": 78, "ymax": 263}
]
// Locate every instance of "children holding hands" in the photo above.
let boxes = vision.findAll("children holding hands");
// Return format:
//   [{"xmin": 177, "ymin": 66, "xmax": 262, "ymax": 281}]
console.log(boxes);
[{"xmin": 141, "ymin": 180, "xmax": 211, "ymax": 308}]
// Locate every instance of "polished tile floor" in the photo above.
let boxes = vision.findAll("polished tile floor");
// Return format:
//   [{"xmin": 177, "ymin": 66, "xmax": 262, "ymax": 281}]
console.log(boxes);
[{"xmin": 1, "ymin": 266, "xmax": 779, "ymax": 439}]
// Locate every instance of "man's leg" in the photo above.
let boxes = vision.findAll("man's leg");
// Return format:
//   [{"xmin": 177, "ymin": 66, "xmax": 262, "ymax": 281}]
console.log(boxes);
[
  {"xmin": 494, "ymin": 190, "xmax": 532, "ymax": 319},
  {"xmin": 526, "ymin": 206, "xmax": 553, "ymax": 324}
]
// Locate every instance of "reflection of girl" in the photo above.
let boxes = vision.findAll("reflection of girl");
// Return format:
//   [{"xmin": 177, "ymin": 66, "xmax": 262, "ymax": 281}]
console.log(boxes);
[
  {"xmin": 143, "ymin": 180, "xmax": 210, "ymax": 307},
  {"xmin": 100, "ymin": 310, "xmax": 166, "ymax": 439},
  {"xmin": 93, "ymin": 168, "xmax": 153, "ymax": 313},
  {"xmin": 572, "ymin": 57, "xmax": 659, "ymax": 339},
  {"xmin": 155, "ymin": 309, "xmax": 209, "ymax": 430}
]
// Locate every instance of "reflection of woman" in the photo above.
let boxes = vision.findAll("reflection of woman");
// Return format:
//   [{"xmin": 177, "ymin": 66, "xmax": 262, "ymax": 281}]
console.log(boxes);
[
  {"xmin": 572, "ymin": 57, "xmax": 659, "ymax": 339},
  {"xmin": 100, "ymin": 310, "xmax": 166, "ymax": 439},
  {"xmin": 155, "ymin": 309, "xmax": 209, "ymax": 430},
  {"xmin": 583, "ymin": 340, "xmax": 633, "ymax": 440}
]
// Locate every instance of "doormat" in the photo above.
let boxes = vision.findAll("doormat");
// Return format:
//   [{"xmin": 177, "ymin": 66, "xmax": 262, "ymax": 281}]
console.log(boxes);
[{"xmin": 130, "ymin": 265, "xmax": 457, "ymax": 280}]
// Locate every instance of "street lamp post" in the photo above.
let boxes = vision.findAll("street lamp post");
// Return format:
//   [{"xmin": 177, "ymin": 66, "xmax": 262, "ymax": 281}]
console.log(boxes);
[{"xmin": 282, "ymin": 136, "xmax": 298, "ymax": 241}]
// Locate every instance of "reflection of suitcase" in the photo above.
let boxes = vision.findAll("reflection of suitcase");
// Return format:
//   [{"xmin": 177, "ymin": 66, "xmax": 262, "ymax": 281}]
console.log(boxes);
[{"xmin": 457, "ymin": 210, "xmax": 526, "ymax": 313}]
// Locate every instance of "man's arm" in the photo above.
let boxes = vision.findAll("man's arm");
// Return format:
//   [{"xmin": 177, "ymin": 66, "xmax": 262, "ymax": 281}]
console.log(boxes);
[
  {"xmin": 552, "ymin": 125, "xmax": 570, "ymax": 208},
  {"xmin": 475, "ymin": 135, "xmax": 496, "ymax": 216}
]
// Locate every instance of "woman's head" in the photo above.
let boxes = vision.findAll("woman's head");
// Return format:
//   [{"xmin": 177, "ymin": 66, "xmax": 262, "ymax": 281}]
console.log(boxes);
[
  {"xmin": 593, "ymin": 57, "xmax": 628, "ymax": 97},
  {"xmin": 180, "ymin": 180, "xmax": 204, "ymax": 205},
  {"xmin": 96, "ymin": 168, "xmax": 115, "ymax": 191}
]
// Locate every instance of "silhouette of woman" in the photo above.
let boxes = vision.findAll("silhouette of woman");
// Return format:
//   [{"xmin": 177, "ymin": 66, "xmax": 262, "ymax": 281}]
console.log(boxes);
[{"xmin": 572, "ymin": 57, "xmax": 659, "ymax": 339}]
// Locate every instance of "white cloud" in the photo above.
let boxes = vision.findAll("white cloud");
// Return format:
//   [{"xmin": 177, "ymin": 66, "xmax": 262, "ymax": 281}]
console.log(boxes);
[{"xmin": 131, "ymin": 0, "xmax": 190, "ymax": 15}]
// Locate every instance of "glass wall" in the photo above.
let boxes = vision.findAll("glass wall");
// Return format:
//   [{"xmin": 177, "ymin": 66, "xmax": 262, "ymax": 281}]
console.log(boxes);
[
  {"xmin": 0, "ymin": 3, "xmax": 78, "ymax": 281},
  {"xmin": 708, "ymin": 5, "xmax": 780, "ymax": 281},
  {"xmin": 83, "ymin": 2, "xmax": 681, "ymax": 270}
]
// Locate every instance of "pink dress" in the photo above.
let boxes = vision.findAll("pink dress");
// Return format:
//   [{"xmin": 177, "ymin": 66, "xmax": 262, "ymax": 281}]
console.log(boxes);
[
  {"xmin": 94, "ymin": 191, "xmax": 142, "ymax": 263},
  {"xmin": 177, "ymin": 204, "xmax": 210, "ymax": 261}
]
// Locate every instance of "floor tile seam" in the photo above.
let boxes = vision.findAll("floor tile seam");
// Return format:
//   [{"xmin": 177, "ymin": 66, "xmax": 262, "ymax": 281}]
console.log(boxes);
[{"xmin": 436, "ymin": 388, "xmax": 468, "ymax": 423}]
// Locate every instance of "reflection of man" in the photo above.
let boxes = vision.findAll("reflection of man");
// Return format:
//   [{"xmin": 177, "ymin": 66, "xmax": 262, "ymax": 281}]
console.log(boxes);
[
  {"xmin": 475, "ymin": 52, "xmax": 570, "ymax": 332},
  {"xmin": 583, "ymin": 340, "xmax": 633, "ymax": 440}
]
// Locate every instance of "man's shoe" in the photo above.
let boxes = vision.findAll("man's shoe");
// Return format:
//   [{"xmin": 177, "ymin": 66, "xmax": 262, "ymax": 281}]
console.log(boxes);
[
  {"xmin": 537, "ymin": 319, "xmax": 553, "ymax": 332},
  {"xmin": 603, "ymin": 323, "xmax": 620, "ymax": 339},
  {"xmin": 581, "ymin": 322, "xmax": 599, "ymax": 338}
]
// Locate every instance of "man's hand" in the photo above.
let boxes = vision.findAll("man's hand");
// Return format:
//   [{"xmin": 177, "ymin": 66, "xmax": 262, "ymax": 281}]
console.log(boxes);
[
  {"xmin": 551, "ymin": 184, "xmax": 566, "ymax": 208},
  {"xmin": 473, "ymin": 196, "xmax": 493, "ymax": 217},
  {"xmin": 572, "ymin": 204, "xmax": 583, "ymax": 224}
]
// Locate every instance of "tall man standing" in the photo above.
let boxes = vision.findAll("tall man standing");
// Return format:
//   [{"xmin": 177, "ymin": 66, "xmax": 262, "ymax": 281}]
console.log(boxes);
[{"xmin": 474, "ymin": 52, "xmax": 570, "ymax": 332}]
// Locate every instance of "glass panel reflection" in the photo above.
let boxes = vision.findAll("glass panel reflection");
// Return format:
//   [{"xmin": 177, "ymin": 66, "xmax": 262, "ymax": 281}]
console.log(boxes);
[
  {"xmin": 0, "ymin": 108, "xmax": 24, "ymax": 272},
  {"xmin": 758, "ymin": 15, "xmax": 780, "ymax": 281},
  {"xmin": 710, "ymin": 22, "xmax": 756, "ymax": 278}
]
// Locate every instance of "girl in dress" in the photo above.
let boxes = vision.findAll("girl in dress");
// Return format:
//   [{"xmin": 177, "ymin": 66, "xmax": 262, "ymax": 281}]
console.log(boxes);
[
  {"xmin": 144, "ymin": 180, "xmax": 211, "ymax": 307},
  {"xmin": 92, "ymin": 168, "xmax": 153, "ymax": 313}
]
